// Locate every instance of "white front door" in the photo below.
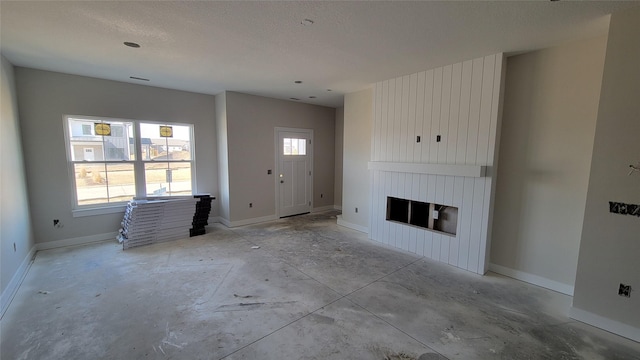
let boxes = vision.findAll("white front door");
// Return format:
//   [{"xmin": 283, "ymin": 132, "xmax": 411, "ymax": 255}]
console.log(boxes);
[{"xmin": 276, "ymin": 128, "xmax": 313, "ymax": 217}]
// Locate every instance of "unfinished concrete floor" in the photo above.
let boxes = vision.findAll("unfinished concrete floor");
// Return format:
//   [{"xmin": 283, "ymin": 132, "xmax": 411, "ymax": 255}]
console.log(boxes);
[{"xmin": 2, "ymin": 211, "xmax": 639, "ymax": 360}]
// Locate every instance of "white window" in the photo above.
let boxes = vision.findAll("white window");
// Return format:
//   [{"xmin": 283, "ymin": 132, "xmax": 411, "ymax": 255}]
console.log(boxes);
[
  {"xmin": 65, "ymin": 116, "xmax": 195, "ymax": 209},
  {"xmin": 283, "ymin": 138, "xmax": 307, "ymax": 155}
]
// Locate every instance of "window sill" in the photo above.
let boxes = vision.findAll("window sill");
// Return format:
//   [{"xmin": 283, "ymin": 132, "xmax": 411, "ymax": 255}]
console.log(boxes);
[{"xmin": 72, "ymin": 205, "xmax": 126, "ymax": 218}]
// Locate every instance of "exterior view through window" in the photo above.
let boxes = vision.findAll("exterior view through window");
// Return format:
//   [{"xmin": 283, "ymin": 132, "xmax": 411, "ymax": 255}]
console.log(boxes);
[
  {"xmin": 65, "ymin": 116, "xmax": 195, "ymax": 208},
  {"xmin": 283, "ymin": 138, "xmax": 306, "ymax": 155}
]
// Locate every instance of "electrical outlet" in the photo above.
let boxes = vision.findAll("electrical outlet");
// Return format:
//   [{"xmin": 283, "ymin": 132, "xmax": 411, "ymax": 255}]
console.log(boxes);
[
  {"xmin": 249, "ymin": 203, "xmax": 253, "ymax": 208},
  {"xmin": 53, "ymin": 219, "xmax": 63, "ymax": 228},
  {"xmin": 13, "ymin": 242, "xmax": 16, "ymax": 252},
  {"xmin": 436, "ymin": 135, "xmax": 441, "ymax": 142},
  {"xmin": 321, "ymin": 193, "xmax": 323, "ymax": 198},
  {"xmin": 355, "ymin": 207, "xmax": 358, "ymax": 213},
  {"xmin": 53, "ymin": 219, "xmax": 59, "ymax": 226},
  {"xmin": 618, "ymin": 283, "xmax": 632, "ymax": 297}
]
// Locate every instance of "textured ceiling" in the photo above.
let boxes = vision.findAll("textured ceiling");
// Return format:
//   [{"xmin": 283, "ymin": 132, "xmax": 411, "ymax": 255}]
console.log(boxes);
[{"xmin": 1, "ymin": 1, "xmax": 636, "ymax": 107}]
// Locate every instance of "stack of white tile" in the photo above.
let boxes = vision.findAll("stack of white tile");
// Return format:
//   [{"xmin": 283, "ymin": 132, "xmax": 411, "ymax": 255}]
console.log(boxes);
[{"xmin": 118, "ymin": 197, "xmax": 199, "ymax": 249}]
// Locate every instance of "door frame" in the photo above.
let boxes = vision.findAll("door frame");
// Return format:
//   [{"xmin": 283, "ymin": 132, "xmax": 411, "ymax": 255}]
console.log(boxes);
[{"xmin": 274, "ymin": 127, "xmax": 314, "ymax": 218}]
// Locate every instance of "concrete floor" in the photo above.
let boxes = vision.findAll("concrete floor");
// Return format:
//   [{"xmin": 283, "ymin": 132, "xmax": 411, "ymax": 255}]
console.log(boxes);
[{"xmin": 1, "ymin": 211, "xmax": 639, "ymax": 360}]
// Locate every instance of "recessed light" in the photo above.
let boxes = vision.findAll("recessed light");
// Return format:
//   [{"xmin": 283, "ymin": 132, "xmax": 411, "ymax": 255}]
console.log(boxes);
[
  {"xmin": 301, "ymin": 19, "xmax": 314, "ymax": 26},
  {"xmin": 290, "ymin": 97, "xmax": 300, "ymax": 101},
  {"xmin": 130, "ymin": 76, "xmax": 149, "ymax": 81},
  {"xmin": 309, "ymin": 96, "xmax": 316, "ymax": 99},
  {"xmin": 124, "ymin": 42, "xmax": 140, "ymax": 48},
  {"xmin": 294, "ymin": 80, "xmax": 302, "ymax": 84}
]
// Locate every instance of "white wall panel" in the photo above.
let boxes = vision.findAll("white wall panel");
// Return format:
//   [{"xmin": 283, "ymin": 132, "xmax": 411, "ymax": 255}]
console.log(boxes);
[{"xmin": 369, "ymin": 54, "xmax": 505, "ymax": 274}]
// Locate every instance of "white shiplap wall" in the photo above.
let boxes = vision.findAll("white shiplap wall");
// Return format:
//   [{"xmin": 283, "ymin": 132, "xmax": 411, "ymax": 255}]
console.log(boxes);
[{"xmin": 369, "ymin": 54, "xmax": 505, "ymax": 274}]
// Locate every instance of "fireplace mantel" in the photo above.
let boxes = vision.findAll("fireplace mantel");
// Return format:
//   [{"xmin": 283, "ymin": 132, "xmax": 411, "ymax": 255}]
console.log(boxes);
[{"xmin": 367, "ymin": 162, "xmax": 486, "ymax": 178}]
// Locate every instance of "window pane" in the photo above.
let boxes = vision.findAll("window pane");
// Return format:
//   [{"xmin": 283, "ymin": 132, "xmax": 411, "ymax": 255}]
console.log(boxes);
[
  {"xmin": 283, "ymin": 138, "xmax": 306, "ymax": 155},
  {"xmin": 68, "ymin": 118, "xmax": 134, "ymax": 161},
  {"xmin": 106, "ymin": 163, "xmax": 136, "ymax": 203},
  {"xmin": 75, "ymin": 163, "xmax": 107, "ymax": 205},
  {"xmin": 104, "ymin": 122, "xmax": 135, "ymax": 161},
  {"xmin": 283, "ymin": 138, "xmax": 292, "ymax": 155},
  {"xmin": 140, "ymin": 123, "xmax": 191, "ymax": 161},
  {"xmin": 145, "ymin": 162, "xmax": 192, "ymax": 196},
  {"xmin": 74, "ymin": 163, "xmax": 134, "ymax": 206}
]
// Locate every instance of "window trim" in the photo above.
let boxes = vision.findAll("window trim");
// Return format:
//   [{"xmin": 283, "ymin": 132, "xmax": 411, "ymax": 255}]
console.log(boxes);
[{"xmin": 64, "ymin": 115, "xmax": 197, "ymax": 211}]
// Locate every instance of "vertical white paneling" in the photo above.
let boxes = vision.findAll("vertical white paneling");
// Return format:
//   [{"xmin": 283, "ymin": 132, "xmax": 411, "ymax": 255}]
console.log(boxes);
[
  {"xmin": 400, "ymin": 75, "xmax": 410, "ymax": 162},
  {"xmin": 435, "ymin": 175, "xmax": 446, "ymax": 260},
  {"xmin": 450, "ymin": 176, "xmax": 465, "ymax": 265},
  {"xmin": 448, "ymin": 63, "xmax": 462, "ymax": 164},
  {"xmin": 379, "ymin": 81, "xmax": 389, "ymax": 162},
  {"xmin": 402, "ymin": 174, "xmax": 412, "ymax": 251},
  {"xmin": 368, "ymin": 53, "xmax": 505, "ymax": 275},
  {"xmin": 407, "ymin": 73, "xmax": 418, "ymax": 163},
  {"xmin": 422, "ymin": 70, "xmax": 434, "ymax": 162},
  {"xmin": 417, "ymin": 174, "xmax": 428, "ymax": 256},
  {"xmin": 386, "ymin": 79, "xmax": 395, "ymax": 162},
  {"xmin": 456, "ymin": 60, "xmax": 473, "ymax": 165},
  {"xmin": 476, "ymin": 55, "xmax": 495, "ymax": 165},
  {"xmin": 467, "ymin": 57, "xmax": 484, "ymax": 165},
  {"xmin": 430, "ymin": 68, "xmax": 442, "ymax": 164},
  {"xmin": 393, "ymin": 77, "xmax": 403, "ymax": 162},
  {"xmin": 384, "ymin": 171, "xmax": 392, "ymax": 245},
  {"xmin": 438, "ymin": 65, "xmax": 452, "ymax": 164},
  {"xmin": 409, "ymin": 173, "xmax": 420, "ymax": 253},
  {"xmin": 374, "ymin": 83, "xmax": 383, "ymax": 161},
  {"xmin": 458, "ymin": 177, "xmax": 475, "ymax": 269},
  {"xmin": 468, "ymin": 178, "xmax": 486, "ymax": 272},
  {"xmin": 415, "ymin": 71, "xmax": 426, "ymax": 162}
]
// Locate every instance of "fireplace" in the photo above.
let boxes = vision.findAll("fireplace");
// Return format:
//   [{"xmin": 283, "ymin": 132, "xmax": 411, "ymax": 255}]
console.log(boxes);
[{"xmin": 386, "ymin": 196, "xmax": 458, "ymax": 236}]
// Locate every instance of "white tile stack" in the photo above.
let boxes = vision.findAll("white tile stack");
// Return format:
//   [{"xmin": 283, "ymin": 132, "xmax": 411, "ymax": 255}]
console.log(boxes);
[{"xmin": 118, "ymin": 197, "xmax": 200, "ymax": 249}]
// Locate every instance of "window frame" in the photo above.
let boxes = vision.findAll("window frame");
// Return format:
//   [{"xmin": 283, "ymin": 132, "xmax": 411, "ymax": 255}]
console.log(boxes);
[{"xmin": 63, "ymin": 115, "xmax": 197, "ymax": 216}]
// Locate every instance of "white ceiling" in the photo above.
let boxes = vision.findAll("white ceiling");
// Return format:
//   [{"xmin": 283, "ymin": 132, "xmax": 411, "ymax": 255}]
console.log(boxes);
[{"xmin": 1, "ymin": 1, "xmax": 637, "ymax": 108}]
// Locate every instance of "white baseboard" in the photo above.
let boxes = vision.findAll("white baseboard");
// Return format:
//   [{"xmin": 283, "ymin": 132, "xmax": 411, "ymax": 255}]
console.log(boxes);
[
  {"xmin": 333, "ymin": 205, "xmax": 342, "ymax": 211},
  {"xmin": 570, "ymin": 307, "xmax": 640, "ymax": 342},
  {"xmin": 35, "ymin": 232, "xmax": 118, "ymax": 251},
  {"xmin": 336, "ymin": 215, "xmax": 369, "ymax": 233},
  {"xmin": 220, "ymin": 214, "xmax": 278, "ymax": 228},
  {"xmin": 489, "ymin": 263, "xmax": 574, "ymax": 296},
  {"xmin": 1, "ymin": 245, "xmax": 36, "ymax": 318}
]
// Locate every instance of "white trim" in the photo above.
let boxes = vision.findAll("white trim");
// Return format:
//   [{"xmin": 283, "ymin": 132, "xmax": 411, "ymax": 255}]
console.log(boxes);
[
  {"xmin": 334, "ymin": 205, "xmax": 342, "ymax": 211},
  {"xmin": 313, "ymin": 205, "xmax": 335, "ymax": 212},
  {"xmin": 72, "ymin": 205, "xmax": 126, "ymax": 217},
  {"xmin": 489, "ymin": 263, "xmax": 574, "ymax": 296},
  {"xmin": 1, "ymin": 246, "xmax": 36, "ymax": 318},
  {"xmin": 367, "ymin": 161, "xmax": 486, "ymax": 178},
  {"xmin": 35, "ymin": 232, "xmax": 117, "ymax": 251},
  {"xmin": 570, "ymin": 307, "xmax": 640, "ymax": 342},
  {"xmin": 220, "ymin": 214, "xmax": 278, "ymax": 228},
  {"xmin": 336, "ymin": 215, "xmax": 369, "ymax": 233}
]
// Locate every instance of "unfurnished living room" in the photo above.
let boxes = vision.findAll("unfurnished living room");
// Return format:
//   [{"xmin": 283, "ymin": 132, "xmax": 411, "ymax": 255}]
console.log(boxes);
[{"xmin": 1, "ymin": 1, "xmax": 639, "ymax": 359}]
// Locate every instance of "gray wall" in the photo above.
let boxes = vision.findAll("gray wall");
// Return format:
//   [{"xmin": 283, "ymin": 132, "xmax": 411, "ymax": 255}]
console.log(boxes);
[
  {"xmin": 572, "ymin": 7, "xmax": 640, "ymax": 339},
  {"xmin": 334, "ymin": 107, "xmax": 344, "ymax": 208},
  {"xmin": 1, "ymin": 56, "xmax": 34, "ymax": 310},
  {"xmin": 341, "ymin": 88, "xmax": 373, "ymax": 230},
  {"xmin": 491, "ymin": 36, "xmax": 607, "ymax": 293},
  {"xmin": 222, "ymin": 91, "xmax": 335, "ymax": 224},
  {"xmin": 15, "ymin": 68, "xmax": 218, "ymax": 244}
]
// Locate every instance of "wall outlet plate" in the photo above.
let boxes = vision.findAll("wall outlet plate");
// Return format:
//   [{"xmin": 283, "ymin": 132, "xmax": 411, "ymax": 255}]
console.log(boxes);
[{"xmin": 432, "ymin": 210, "xmax": 439, "ymax": 220}]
